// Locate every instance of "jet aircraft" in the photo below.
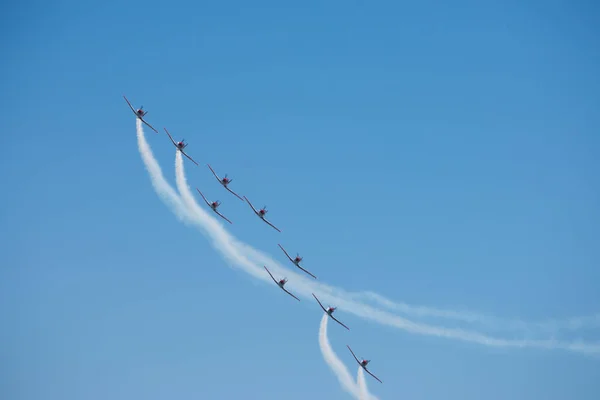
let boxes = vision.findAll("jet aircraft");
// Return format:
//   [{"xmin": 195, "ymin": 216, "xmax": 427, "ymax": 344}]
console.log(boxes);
[
  {"xmin": 264, "ymin": 266, "xmax": 300, "ymax": 301},
  {"xmin": 347, "ymin": 345, "xmax": 383, "ymax": 383},
  {"xmin": 164, "ymin": 128, "xmax": 199, "ymax": 166},
  {"xmin": 278, "ymin": 244, "xmax": 316, "ymax": 279},
  {"xmin": 244, "ymin": 196, "xmax": 281, "ymax": 232},
  {"xmin": 207, "ymin": 164, "xmax": 243, "ymax": 201},
  {"xmin": 312, "ymin": 293, "xmax": 349, "ymax": 330},
  {"xmin": 123, "ymin": 95, "xmax": 158, "ymax": 133},
  {"xmin": 196, "ymin": 189, "xmax": 233, "ymax": 224}
]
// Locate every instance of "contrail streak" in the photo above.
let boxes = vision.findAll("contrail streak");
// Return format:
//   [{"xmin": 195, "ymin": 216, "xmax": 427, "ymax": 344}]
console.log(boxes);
[
  {"xmin": 136, "ymin": 119, "xmax": 191, "ymax": 223},
  {"xmin": 357, "ymin": 367, "xmax": 372, "ymax": 400},
  {"xmin": 174, "ymin": 150, "xmax": 277, "ymax": 282},
  {"xmin": 318, "ymin": 314, "xmax": 369, "ymax": 399},
  {"xmin": 135, "ymin": 121, "xmax": 600, "ymax": 356},
  {"xmin": 361, "ymin": 291, "xmax": 600, "ymax": 334}
]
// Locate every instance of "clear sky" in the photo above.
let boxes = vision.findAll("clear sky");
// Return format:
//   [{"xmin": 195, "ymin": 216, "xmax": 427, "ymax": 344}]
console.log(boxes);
[{"xmin": 1, "ymin": 0, "xmax": 599, "ymax": 399}]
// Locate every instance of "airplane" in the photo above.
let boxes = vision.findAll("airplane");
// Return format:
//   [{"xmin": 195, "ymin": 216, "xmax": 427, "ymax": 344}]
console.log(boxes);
[
  {"xmin": 312, "ymin": 293, "xmax": 349, "ymax": 330},
  {"xmin": 207, "ymin": 164, "xmax": 243, "ymax": 201},
  {"xmin": 243, "ymin": 196, "xmax": 281, "ymax": 232},
  {"xmin": 163, "ymin": 128, "xmax": 199, "ymax": 166},
  {"xmin": 347, "ymin": 345, "xmax": 383, "ymax": 384},
  {"xmin": 123, "ymin": 95, "xmax": 158, "ymax": 133},
  {"xmin": 278, "ymin": 244, "xmax": 316, "ymax": 279},
  {"xmin": 196, "ymin": 189, "xmax": 233, "ymax": 224},
  {"xmin": 264, "ymin": 266, "xmax": 300, "ymax": 301}
]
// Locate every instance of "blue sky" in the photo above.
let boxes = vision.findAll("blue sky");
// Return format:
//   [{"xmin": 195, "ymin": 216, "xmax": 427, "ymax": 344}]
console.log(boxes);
[{"xmin": 1, "ymin": 0, "xmax": 599, "ymax": 399}]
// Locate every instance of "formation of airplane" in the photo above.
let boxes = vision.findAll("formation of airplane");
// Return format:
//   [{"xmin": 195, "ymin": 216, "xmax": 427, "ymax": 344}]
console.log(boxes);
[
  {"xmin": 125, "ymin": 95, "xmax": 385, "ymax": 387},
  {"xmin": 278, "ymin": 244, "xmax": 316, "ymax": 279},
  {"xmin": 264, "ymin": 266, "xmax": 300, "ymax": 301},
  {"xmin": 123, "ymin": 95, "xmax": 158, "ymax": 133},
  {"xmin": 347, "ymin": 345, "xmax": 383, "ymax": 383},
  {"xmin": 196, "ymin": 189, "xmax": 232, "ymax": 224},
  {"xmin": 312, "ymin": 293, "xmax": 349, "ymax": 330},
  {"xmin": 244, "ymin": 196, "xmax": 282, "ymax": 233}
]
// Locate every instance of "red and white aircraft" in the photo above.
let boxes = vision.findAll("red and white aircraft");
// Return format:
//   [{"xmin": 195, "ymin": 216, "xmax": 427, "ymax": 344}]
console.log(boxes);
[
  {"xmin": 312, "ymin": 293, "xmax": 349, "ymax": 330},
  {"xmin": 196, "ymin": 189, "xmax": 232, "ymax": 224},
  {"xmin": 243, "ymin": 196, "xmax": 281, "ymax": 232},
  {"xmin": 207, "ymin": 164, "xmax": 243, "ymax": 201},
  {"xmin": 163, "ymin": 128, "xmax": 199, "ymax": 166},
  {"xmin": 278, "ymin": 244, "xmax": 316, "ymax": 279},
  {"xmin": 264, "ymin": 266, "xmax": 300, "ymax": 301},
  {"xmin": 347, "ymin": 345, "xmax": 383, "ymax": 384},
  {"xmin": 123, "ymin": 95, "xmax": 158, "ymax": 133}
]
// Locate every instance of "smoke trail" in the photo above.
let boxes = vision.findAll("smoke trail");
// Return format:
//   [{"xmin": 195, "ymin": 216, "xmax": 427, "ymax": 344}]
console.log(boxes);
[
  {"xmin": 173, "ymin": 150, "xmax": 276, "ymax": 282},
  {"xmin": 136, "ymin": 119, "xmax": 191, "ymax": 224},
  {"xmin": 357, "ymin": 367, "xmax": 370, "ymax": 400},
  {"xmin": 135, "ymin": 122, "xmax": 600, "ymax": 356},
  {"xmin": 318, "ymin": 314, "xmax": 364, "ymax": 399},
  {"xmin": 361, "ymin": 291, "xmax": 600, "ymax": 335}
]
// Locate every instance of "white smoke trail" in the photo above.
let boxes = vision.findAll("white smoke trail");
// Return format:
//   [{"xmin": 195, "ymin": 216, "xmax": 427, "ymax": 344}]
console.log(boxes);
[
  {"xmin": 135, "ymin": 122, "xmax": 600, "ymax": 356},
  {"xmin": 173, "ymin": 150, "xmax": 277, "ymax": 282},
  {"xmin": 136, "ymin": 119, "xmax": 191, "ymax": 223},
  {"xmin": 357, "ymin": 367, "xmax": 371, "ymax": 400},
  {"xmin": 361, "ymin": 291, "xmax": 600, "ymax": 334},
  {"xmin": 318, "ymin": 314, "xmax": 365, "ymax": 399}
]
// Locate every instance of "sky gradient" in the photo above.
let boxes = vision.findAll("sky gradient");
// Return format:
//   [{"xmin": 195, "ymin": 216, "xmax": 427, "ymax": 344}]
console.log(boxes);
[{"xmin": 1, "ymin": 1, "xmax": 599, "ymax": 399}]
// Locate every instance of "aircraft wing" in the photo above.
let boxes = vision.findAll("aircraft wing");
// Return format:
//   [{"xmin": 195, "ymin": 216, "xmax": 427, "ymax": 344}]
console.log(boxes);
[
  {"xmin": 208, "ymin": 165, "xmax": 243, "ymax": 200},
  {"xmin": 262, "ymin": 217, "xmax": 282, "ymax": 233},
  {"xmin": 163, "ymin": 128, "xmax": 178, "ymax": 147},
  {"xmin": 365, "ymin": 368, "xmax": 383, "ymax": 384},
  {"xmin": 123, "ymin": 95, "xmax": 136, "ymax": 114},
  {"xmin": 331, "ymin": 315, "xmax": 350, "ymax": 331},
  {"xmin": 312, "ymin": 293, "xmax": 328, "ymax": 313},
  {"xmin": 278, "ymin": 244, "xmax": 294, "ymax": 263},
  {"xmin": 347, "ymin": 345, "xmax": 362, "ymax": 365},
  {"xmin": 181, "ymin": 149, "xmax": 199, "ymax": 166},
  {"xmin": 141, "ymin": 118, "xmax": 158, "ymax": 133},
  {"xmin": 263, "ymin": 266, "xmax": 279, "ymax": 285},
  {"xmin": 207, "ymin": 164, "xmax": 221, "ymax": 181},
  {"xmin": 195, "ymin": 188, "xmax": 212, "ymax": 208},
  {"xmin": 244, "ymin": 196, "xmax": 260, "ymax": 216},
  {"xmin": 215, "ymin": 210, "xmax": 233, "ymax": 224},
  {"xmin": 282, "ymin": 287, "xmax": 300, "ymax": 301},
  {"xmin": 295, "ymin": 264, "xmax": 316, "ymax": 279},
  {"xmin": 225, "ymin": 186, "xmax": 244, "ymax": 201}
]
